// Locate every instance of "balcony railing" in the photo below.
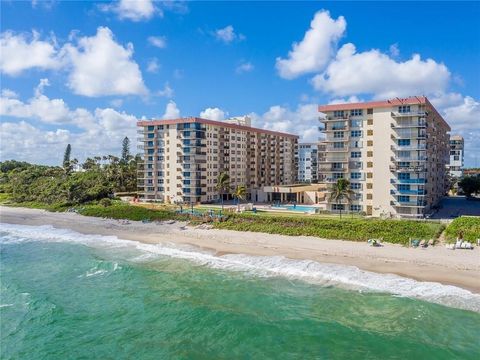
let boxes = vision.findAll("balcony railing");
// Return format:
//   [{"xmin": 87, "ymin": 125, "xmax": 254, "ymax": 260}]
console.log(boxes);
[
  {"xmin": 391, "ymin": 111, "xmax": 427, "ymax": 118},
  {"xmin": 391, "ymin": 178, "xmax": 426, "ymax": 184},
  {"xmin": 391, "ymin": 200, "xmax": 427, "ymax": 207},
  {"xmin": 390, "ymin": 189, "xmax": 426, "ymax": 196},
  {"xmin": 391, "ymin": 144, "xmax": 427, "ymax": 151},
  {"xmin": 391, "ymin": 121, "xmax": 426, "ymax": 128}
]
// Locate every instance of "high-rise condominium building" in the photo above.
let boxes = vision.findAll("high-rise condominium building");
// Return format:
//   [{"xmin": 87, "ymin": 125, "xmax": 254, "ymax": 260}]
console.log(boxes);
[
  {"xmin": 137, "ymin": 116, "xmax": 298, "ymax": 204},
  {"xmin": 448, "ymin": 135, "xmax": 464, "ymax": 178},
  {"xmin": 318, "ymin": 96, "xmax": 450, "ymax": 218},
  {"xmin": 298, "ymin": 143, "xmax": 319, "ymax": 183}
]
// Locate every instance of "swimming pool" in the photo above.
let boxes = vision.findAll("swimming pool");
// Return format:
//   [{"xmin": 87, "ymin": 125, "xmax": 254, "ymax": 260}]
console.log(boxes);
[{"xmin": 272, "ymin": 205, "xmax": 318, "ymax": 212}]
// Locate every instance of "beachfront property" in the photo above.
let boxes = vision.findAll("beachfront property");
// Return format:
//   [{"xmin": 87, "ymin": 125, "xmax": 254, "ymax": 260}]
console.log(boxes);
[
  {"xmin": 137, "ymin": 116, "xmax": 298, "ymax": 204},
  {"xmin": 448, "ymin": 135, "xmax": 464, "ymax": 178},
  {"xmin": 318, "ymin": 96, "xmax": 451, "ymax": 218},
  {"xmin": 298, "ymin": 143, "xmax": 319, "ymax": 183}
]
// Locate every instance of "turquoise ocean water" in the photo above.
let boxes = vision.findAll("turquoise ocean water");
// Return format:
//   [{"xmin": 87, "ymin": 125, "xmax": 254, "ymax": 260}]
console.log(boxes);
[{"xmin": 1, "ymin": 223, "xmax": 479, "ymax": 359}]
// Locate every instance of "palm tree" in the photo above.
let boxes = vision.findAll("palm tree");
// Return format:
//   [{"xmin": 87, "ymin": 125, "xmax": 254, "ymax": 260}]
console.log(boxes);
[
  {"xmin": 329, "ymin": 178, "xmax": 354, "ymax": 219},
  {"xmin": 231, "ymin": 185, "xmax": 247, "ymax": 212},
  {"xmin": 216, "ymin": 172, "xmax": 230, "ymax": 211}
]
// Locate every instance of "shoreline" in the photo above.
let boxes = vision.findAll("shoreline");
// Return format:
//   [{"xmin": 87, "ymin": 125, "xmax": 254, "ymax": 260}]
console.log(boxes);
[{"xmin": 1, "ymin": 206, "xmax": 479, "ymax": 293}]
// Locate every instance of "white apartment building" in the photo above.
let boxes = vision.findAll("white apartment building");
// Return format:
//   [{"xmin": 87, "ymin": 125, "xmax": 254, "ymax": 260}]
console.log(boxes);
[
  {"xmin": 298, "ymin": 143, "xmax": 319, "ymax": 183},
  {"xmin": 319, "ymin": 96, "xmax": 451, "ymax": 218},
  {"xmin": 137, "ymin": 116, "xmax": 298, "ymax": 204},
  {"xmin": 448, "ymin": 135, "xmax": 464, "ymax": 178}
]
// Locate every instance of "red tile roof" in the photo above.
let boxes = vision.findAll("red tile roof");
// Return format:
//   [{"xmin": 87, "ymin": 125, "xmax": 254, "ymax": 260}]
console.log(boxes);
[{"xmin": 137, "ymin": 117, "xmax": 299, "ymax": 138}]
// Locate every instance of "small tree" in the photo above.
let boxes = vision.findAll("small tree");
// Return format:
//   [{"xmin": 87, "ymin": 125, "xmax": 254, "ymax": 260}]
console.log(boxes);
[
  {"xmin": 329, "ymin": 178, "xmax": 354, "ymax": 219},
  {"xmin": 121, "ymin": 137, "xmax": 130, "ymax": 164},
  {"xmin": 63, "ymin": 144, "xmax": 72, "ymax": 175},
  {"xmin": 459, "ymin": 176, "xmax": 480, "ymax": 197},
  {"xmin": 231, "ymin": 185, "xmax": 247, "ymax": 212},
  {"xmin": 216, "ymin": 172, "xmax": 230, "ymax": 211}
]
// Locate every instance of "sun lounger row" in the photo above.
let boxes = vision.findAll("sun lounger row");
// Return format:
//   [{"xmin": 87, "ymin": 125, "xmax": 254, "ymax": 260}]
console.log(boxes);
[
  {"xmin": 409, "ymin": 239, "xmax": 434, "ymax": 248},
  {"xmin": 446, "ymin": 240, "xmax": 475, "ymax": 250}
]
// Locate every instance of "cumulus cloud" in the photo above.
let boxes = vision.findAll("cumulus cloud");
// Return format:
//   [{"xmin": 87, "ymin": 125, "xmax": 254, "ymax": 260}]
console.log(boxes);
[
  {"xmin": 199, "ymin": 107, "xmax": 226, "ymax": 121},
  {"xmin": 276, "ymin": 10, "xmax": 346, "ymax": 79},
  {"xmin": 311, "ymin": 43, "xmax": 451, "ymax": 99},
  {"xmin": 214, "ymin": 25, "xmax": 245, "ymax": 44},
  {"xmin": 235, "ymin": 61, "xmax": 254, "ymax": 74},
  {"xmin": 146, "ymin": 58, "xmax": 160, "ymax": 73},
  {"xmin": 100, "ymin": 0, "xmax": 159, "ymax": 22},
  {"xmin": 157, "ymin": 82, "xmax": 174, "ymax": 98},
  {"xmin": 249, "ymin": 103, "xmax": 319, "ymax": 142},
  {"xmin": 0, "ymin": 30, "xmax": 61, "ymax": 76},
  {"xmin": 148, "ymin": 35, "xmax": 167, "ymax": 48},
  {"xmin": 0, "ymin": 82, "xmax": 140, "ymax": 164},
  {"xmin": 162, "ymin": 100, "xmax": 180, "ymax": 119},
  {"xmin": 63, "ymin": 27, "xmax": 147, "ymax": 97}
]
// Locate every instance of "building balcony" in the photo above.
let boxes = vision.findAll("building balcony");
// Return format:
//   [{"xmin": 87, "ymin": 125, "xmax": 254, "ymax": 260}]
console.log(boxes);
[
  {"xmin": 349, "ymin": 161, "xmax": 363, "ymax": 170},
  {"xmin": 391, "ymin": 133, "xmax": 427, "ymax": 140},
  {"xmin": 391, "ymin": 156, "xmax": 427, "ymax": 162},
  {"xmin": 391, "ymin": 111, "xmax": 427, "ymax": 118},
  {"xmin": 391, "ymin": 178, "xmax": 426, "ymax": 184},
  {"xmin": 390, "ymin": 189, "xmax": 427, "ymax": 196},
  {"xmin": 389, "ymin": 165, "xmax": 427, "ymax": 172},
  {"xmin": 391, "ymin": 121, "xmax": 426, "ymax": 129},
  {"xmin": 325, "ymin": 146, "xmax": 349, "ymax": 152},
  {"xmin": 391, "ymin": 144, "xmax": 427, "ymax": 151},
  {"xmin": 320, "ymin": 158, "xmax": 349, "ymax": 163},
  {"xmin": 391, "ymin": 200, "xmax": 427, "ymax": 207}
]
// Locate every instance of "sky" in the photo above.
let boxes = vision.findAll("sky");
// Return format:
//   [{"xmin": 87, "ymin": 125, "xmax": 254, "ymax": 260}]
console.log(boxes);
[{"xmin": 1, "ymin": 0, "xmax": 479, "ymax": 167}]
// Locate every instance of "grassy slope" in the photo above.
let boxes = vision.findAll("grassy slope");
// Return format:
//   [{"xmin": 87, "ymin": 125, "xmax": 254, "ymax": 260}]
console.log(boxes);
[{"xmin": 444, "ymin": 216, "xmax": 480, "ymax": 241}]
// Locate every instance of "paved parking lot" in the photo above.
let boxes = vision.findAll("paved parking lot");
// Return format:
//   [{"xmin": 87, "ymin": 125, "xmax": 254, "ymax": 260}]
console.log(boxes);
[{"xmin": 430, "ymin": 196, "xmax": 480, "ymax": 219}]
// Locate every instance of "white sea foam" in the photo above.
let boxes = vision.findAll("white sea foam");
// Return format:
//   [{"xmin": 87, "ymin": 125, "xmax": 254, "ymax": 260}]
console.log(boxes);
[{"xmin": 2, "ymin": 222, "xmax": 480, "ymax": 312}]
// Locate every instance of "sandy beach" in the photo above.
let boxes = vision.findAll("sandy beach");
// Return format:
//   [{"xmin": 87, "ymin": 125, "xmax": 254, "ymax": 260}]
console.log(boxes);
[{"xmin": 1, "ymin": 206, "xmax": 479, "ymax": 293}]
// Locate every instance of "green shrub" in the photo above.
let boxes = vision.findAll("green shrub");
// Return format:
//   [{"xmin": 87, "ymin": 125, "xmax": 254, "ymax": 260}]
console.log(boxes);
[
  {"xmin": 77, "ymin": 204, "xmax": 189, "ymax": 222},
  {"xmin": 214, "ymin": 214, "xmax": 444, "ymax": 245},
  {"xmin": 445, "ymin": 216, "xmax": 480, "ymax": 241},
  {"xmin": 99, "ymin": 198, "xmax": 113, "ymax": 207}
]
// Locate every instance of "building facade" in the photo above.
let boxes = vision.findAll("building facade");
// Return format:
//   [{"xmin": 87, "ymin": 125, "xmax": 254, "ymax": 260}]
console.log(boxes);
[
  {"xmin": 137, "ymin": 116, "xmax": 298, "ymax": 204},
  {"xmin": 448, "ymin": 135, "xmax": 464, "ymax": 178},
  {"xmin": 318, "ymin": 96, "xmax": 451, "ymax": 218},
  {"xmin": 298, "ymin": 143, "xmax": 319, "ymax": 183}
]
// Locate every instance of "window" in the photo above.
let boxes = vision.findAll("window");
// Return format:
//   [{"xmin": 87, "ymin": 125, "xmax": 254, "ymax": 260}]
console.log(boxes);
[
  {"xmin": 399, "ymin": 195, "xmax": 410, "ymax": 202},
  {"xmin": 333, "ymin": 173, "xmax": 344, "ymax": 180},
  {"xmin": 350, "ymin": 109, "xmax": 363, "ymax": 116},
  {"xmin": 333, "ymin": 110, "xmax": 345, "ymax": 118},
  {"xmin": 367, "ymin": 140, "xmax": 373, "ymax": 147},
  {"xmin": 366, "ymin": 183, "xmax": 373, "ymax": 189},
  {"xmin": 351, "ymin": 130, "xmax": 362, "ymax": 137},
  {"xmin": 367, "ymin": 151, "xmax": 373, "ymax": 157},
  {"xmin": 398, "ymin": 139, "xmax": 410, "ymax": 146},
  {"xmin": 350, "ymin": 204, "xmax": 362, "ymax": 211},
  {"xmin": 399, "ymin": 184, "xmax": 410, "ymax": 191},
  {"xmin": 367, "ymin": 162, "xmax": 373, "ymax": 168},
  {"xmin": 367, "ymin": 119, "xmax": 373, "ymax": 125},
  {"xmin": 367, "ymin": 129, "xmax": 373, "ymax": 136},
  {"xmin": 367, "ymin": 193, "xmax": 373, "ymax": 200},
  {"xmin": 333, "ymin": 142, "xmax": 345, "ymax": 149},
  {"xmin": 367, "ymin": 108, "xmax": 373, "ymax": 115},
  {"xmin": 333, "ymin": 131, "xmax": 344, "ymax": 138},
  {"xmin": 399, "ymin": 173, "xmax": 410, "ymax": 180},
  {"xmin": 367, "ymin": 172, "xmax": 373, "ymax": 179},
  {"xmin": 147, "ymin": 133, "xmax": 155, "ymax": 139},
  {"xmin": 350, "ymin": 183, "xmax": 361, "ymax": 190},
  {"xmin": 351, "ymin": 151, "xmax": 361, "ymax": 158},
  {"xmin": 351, "ymin": 172, "xmax": 361, "ymax": 179},
  {"xmin": 332, "ymin": 204, "xmax": 345, "ymax": 210},
  {"xmin": 398, "ymin": 105, "xmax": 411, "ymax": 113},
  {"xmin": 350, "ymin": 119, "xmax": 362, "ymax": 128}
]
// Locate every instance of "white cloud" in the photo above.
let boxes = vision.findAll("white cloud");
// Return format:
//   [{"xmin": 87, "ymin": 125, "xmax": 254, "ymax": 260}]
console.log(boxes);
[
  {"xmin": 162, "ymin": 100, "xmax": 180, "ymax": 119},
  {"xmin": 389, "ymin": 43, "xmax": 400, "ymax": 57},
  {"xmin": 63, "ymin": 27, "xmax": 147, "ymax": 97},
  {"xmin": 100, "ymin": 0, "xmax": 159, "ymax": 22},
  {"xmin": 0, "ymin": 83, "xmax": 139, "ymax": 164},
  {"xmin": 275, "ymin": 10, "xmax": 346, "ymax": 79},
  {"xmin": 328, "ymin": 96, "xmax": 362, "ymax": 105},
  {"xmin": 249, "ymin": 103, "xmax": 319, "ymax": 142},
  {"xmin": 0, "ymin": 30, "xmax": 61, "ymax": 76},
  {"xmin": 157, "ymin": 82, "xmax": 174, "ymax": 98},
  {"xmin": 312, "ymin": 43, "xmax": 451, "ymax": 99},
  {"xmin": 147, "ymin": 58, "xmax": 160, "ymax": 73},
  {"xmin": 199, "ymin": 107, "xmax": 226, "ymax": 121},
  {"xmin": 235, "ymin": 61, "xmax": 254, "ymax": 74},
  {"xmin": 148, "ymin": 35, "xmax": 167, "ymax": 48},
  {"xmin": 110, "ymin": 98, "xmax": 124, "ymax": 108},
  {"xmin": 214, "ymin": 25, "xmax": 245, "ymax": 44}
]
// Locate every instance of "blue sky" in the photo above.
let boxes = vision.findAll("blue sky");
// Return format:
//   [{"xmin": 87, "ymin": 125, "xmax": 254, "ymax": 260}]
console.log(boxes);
[{"xmin": 1, "ymin": 1, "xmax": 479, "ymax": 166}]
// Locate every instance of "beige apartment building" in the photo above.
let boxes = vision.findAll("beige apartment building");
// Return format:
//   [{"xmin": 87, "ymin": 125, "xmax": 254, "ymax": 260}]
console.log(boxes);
[
  {"xmin": 137, "ymin": 116, "xmax": 298, "ymax": 204},
  {"xmin": 318, "ymin": 96, "xmax": 451, "ymax": 218}
]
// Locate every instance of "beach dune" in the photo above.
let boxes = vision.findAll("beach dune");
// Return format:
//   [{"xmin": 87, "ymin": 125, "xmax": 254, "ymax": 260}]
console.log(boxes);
[{"xmin": 1, "ymin": 206, "xmax": 479, "ymax": 293}]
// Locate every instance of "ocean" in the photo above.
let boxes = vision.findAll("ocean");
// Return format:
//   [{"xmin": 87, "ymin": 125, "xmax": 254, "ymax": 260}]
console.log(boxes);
[{"xmin": 1, "ymin": 223, "xmax": 479, "ymax": 359}]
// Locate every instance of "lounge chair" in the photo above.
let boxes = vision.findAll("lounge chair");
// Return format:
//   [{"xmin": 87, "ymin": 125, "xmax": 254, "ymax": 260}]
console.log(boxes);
[
  {"xmin": 411, "ymin": 239, "xmax": 421, "ymax": 248},
  {"xmin": 455, "ymin": 239, "xmax": 463, "ymax": 249},
  {"xmin": 445, "ymin": 243, "xmax": 455, "ymax": 250}
]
